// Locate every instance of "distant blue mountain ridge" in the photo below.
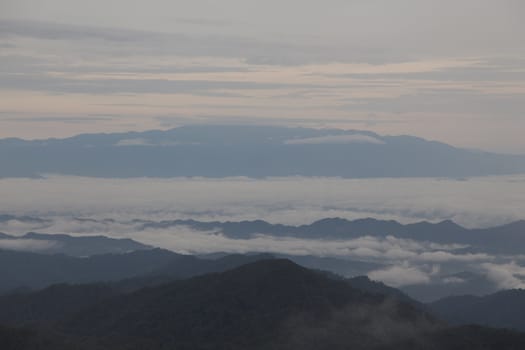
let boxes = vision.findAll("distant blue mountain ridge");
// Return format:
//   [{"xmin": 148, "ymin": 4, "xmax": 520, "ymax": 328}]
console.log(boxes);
[{"xmin": 1, "ymin": 125, "xmax": 524, "ymax": 178}]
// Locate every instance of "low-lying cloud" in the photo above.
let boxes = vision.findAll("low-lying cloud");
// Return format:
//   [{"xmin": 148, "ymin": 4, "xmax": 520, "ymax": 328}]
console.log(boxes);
[
  {"xmin": 284, "ymin": 134, "xmax": 385, "ymax": 145},
  {"xmin": 1, "ymin": 175, "xmax": 524, "ymax": 289},
  {"xmin": 368, "ymin": 264, "xmax": 431, "ymax": 287},
  {"xmin": 1, "ymin": 175, "xmax": 524, "ymax": 229},
  {"xmin": 481, "ymin": 262, "xmax": 525, "ymax": 289},
  {"xmin": 1, "ymin": 215, "xmax": 523, "ymax": 290},
  {"xmin": 0, "ymin": 239, "xmax": 58, "ymax": 252}
]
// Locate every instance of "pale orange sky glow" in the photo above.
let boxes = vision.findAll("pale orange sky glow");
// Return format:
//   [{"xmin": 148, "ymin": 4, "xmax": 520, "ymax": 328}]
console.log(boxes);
[{"xmin": 1, "ymin": 0, "xmax": 524, "ymax": 153}]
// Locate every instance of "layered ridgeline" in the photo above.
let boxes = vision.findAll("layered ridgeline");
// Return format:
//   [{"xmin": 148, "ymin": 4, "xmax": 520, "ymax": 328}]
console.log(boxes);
[
  {"xmin": 0, "ymin": 247, "xmax": 277, "ymax": 294},
  {"xmin": 2, "ymin": 216, "xmax": 525, "ymax": 301},
  {"xmin": 138, "ymin": 216, "xmax": 525, "ymax": 254},
  {"xmin": 2, "ymin": 125, "xmax": 525, "ymax": 178},
  {"xmin": 1, "ymin": 259, "xmax": 525, "ymax": 350},
  {"xmin": 4, "ymin": 215, "xmax": 525, "ymax": 254},
  {"xmin": 1, "ymin": 246, "xmax": 525, "ymax": 348},
  {"xmin": 430, "ymin": 289, "xmax": 525, "ymax": 331}
]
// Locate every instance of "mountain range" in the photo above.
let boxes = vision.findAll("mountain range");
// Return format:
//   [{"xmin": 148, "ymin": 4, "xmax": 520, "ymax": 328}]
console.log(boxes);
[
  {"xmin": 0, "ymin": 248, "xmax": 277, "ymax": 294},
  {"xmin": 0, "ymin": 231, "xmax": 150, "ymax": 257},
  {"xmin": 2, "ymin": 125, "xmax": 525, "ymax": 178},
  {"xmin": 4, "ymin": 215, "xmax": 525, "ymax": 254},
  {"xmin": 1, "ymin": 241, "xmax": 524, "ymax": 333},
  {"xmin": 2, "ymin": 214, "xmax": 525, "ymax": 301},
  {"xmin": 139, "ymin": 216, "xmax": 525, "ymax": 254},
  {"xmin": 1, "ymin": 259, "xmax": 524, "ymax": 350}
]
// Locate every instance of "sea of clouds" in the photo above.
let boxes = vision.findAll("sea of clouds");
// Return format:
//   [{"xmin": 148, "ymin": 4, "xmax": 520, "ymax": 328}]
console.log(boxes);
[{"xmin": 1, "ymin": 175, "xmax": 525, "ymax": 289}]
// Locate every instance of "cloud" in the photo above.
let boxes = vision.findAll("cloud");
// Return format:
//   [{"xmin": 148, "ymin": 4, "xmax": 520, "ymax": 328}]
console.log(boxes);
[
  {"xmin": 115, "ymin": 138, "xmax": 153, "ymax": 146},
  {"xmin": 114, "ymin": 138, "xmax": 200, "ymax": 147},
  {"xmin": 0, "ymin": 218, "xmax": 53, "ymax": 235},
  {"xmin": 1, "ymin": 174, "xmax": 521, "ymax": 288},
  {"xmin": 1, "ymin": 175, "xmax": 525, "ymax": 229},
  {"xmin": 119, "ymin": 228, "xmax": 476, "ymax": 267},
  {"xmin": 0, "ymin": 19, "xmax": 384, "ymax": 65},
  {"xmin": 0, "ymin": 19, "xmax": 153, "ymax": 42},
  {"xmin": 481, "ymin": 262, "xmax": 525, "ymax": 289},
  {"xmin": 417, "ymin": 251, "xmax": 492, "ymax": 263},
  {"xmin": 0, "ymin": 239, "xmax": 58, "ymax": 252},
  {"xmin": 0, "ymin": 73, "xmax": 305, "ymax": 95},
  {"xmin": 284, "ymin": 134, "xmax": 385, "ymax": 145},
  {"xmin": 368, "ymin": 264, "xmax": 431, "ymax": 287},
  {"xmin": 0, "ymin": 215, "xmax": 495, "ymax": 268},
  {"xmin": 338, "ymin": 58, "xmax": 525, "ymax": 82},
  {"xmin": 341, "ymin": 90, "xmax": 525, "ymax": 119},
  {"xmin": 442, "ymin": 276, "xmax": 465, "ymax": 284}
]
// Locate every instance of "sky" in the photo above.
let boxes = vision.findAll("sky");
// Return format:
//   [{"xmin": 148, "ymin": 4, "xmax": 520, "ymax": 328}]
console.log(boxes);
[{"xmin": 1, "ymin": 0, "xmax": 525, "ymax": 153}]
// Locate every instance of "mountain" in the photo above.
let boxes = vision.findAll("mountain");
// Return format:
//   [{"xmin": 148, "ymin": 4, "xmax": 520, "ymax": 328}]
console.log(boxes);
[
  {"xmin": 0, "ymin": 231, "xmax": 151, "ymax": 256},
  {"xmin": 2, "ymin": 125, "xmax": 524, "ymax": 178},
  {"xmin": 0, "ymin": 214, "xmax": 49, "ymax": 224},
  {"xmin": 6, "ymin": 216, "xmax": 524, "ymax": 256},
  {"xmin": 0, "ymin": 248, "xmax": 178, "ymax": 293},
  {"xmin": 0, "ymin": 324, "xmax": 81, "ymax": 350},
  {"xmin": 0, "ymin": 283, "xmax": 118, "ymax": 325},
  {"xmin": 0, "ymin": 256, "xmax": 419, "ymax": 327},
  {"xmin": 429, "ymin": 289, "xmax": 525, "ymax": 331},
  {"xmin": 346, "ymin": 275, "xmax": 422, "ymax": 308},
  {"xmin": 277, "ymin": 254, "xmax": 383, "ymax": 278},
  {"xmin": 57, "ymin": 259, "xmax": 439, "ymax": 349},
  {"xmin": 402, "ymin": 271, "xmax": 498, "ymax": 302},
  {"xmin": 377, "ymin": 325, "xmax": 525, "ymax": 350},
  {"xmin": 1, "ymin": 259, "xmax": 524, "ymax": 350},
  {"xmin": 140, "ymin": 217, "xmax": 525, "ymax": 254},
  {"xmin": 0, "ymin": 248, "xmax": 277, "ymax": 294}
]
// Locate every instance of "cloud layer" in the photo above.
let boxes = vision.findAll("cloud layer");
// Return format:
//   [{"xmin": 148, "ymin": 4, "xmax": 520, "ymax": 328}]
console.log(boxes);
[
  {"xmin": 1, "ymin": 175, "xmax": 524, "ymax": 289},
  {"xmin": 1, "ymin": 175, "xmax": 524, "ymax": 228},
  {"xmin": 284, "ymin": 134, "xmax": 385, "ymax": 145}
]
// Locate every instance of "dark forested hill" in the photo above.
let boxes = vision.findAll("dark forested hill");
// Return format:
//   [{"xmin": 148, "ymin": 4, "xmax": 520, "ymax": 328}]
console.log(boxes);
[
  {"xmin": 0, "ymin": 259, "xmax": 524, "ymax": 350},
  {"xmin": 0, "ymin": 248, "xmax": 177, "ymax": 293},
  {"xmin": 59, "ymin": 259, "xmax": 438, "ymax": 350}
]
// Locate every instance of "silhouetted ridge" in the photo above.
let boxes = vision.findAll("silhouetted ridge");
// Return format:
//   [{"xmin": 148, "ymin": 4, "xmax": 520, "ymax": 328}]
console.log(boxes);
[
  {"xmin": 139, "ymin": 216, "xmax": 525, "ymax": 254},
  {"xmin": 0, "ymin": 249, "xmax": 276, "ymax": 294},
  {"xmin": 430, "ymin": 289, "xmax": 525, "ymax": 331},
  {"xmin": 60, "ymin": 259, "xmax": 438, "ymax": 349},
  {"xmin": 1, "ymin": 259, "xmax": 525, "ymax": 349}
]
